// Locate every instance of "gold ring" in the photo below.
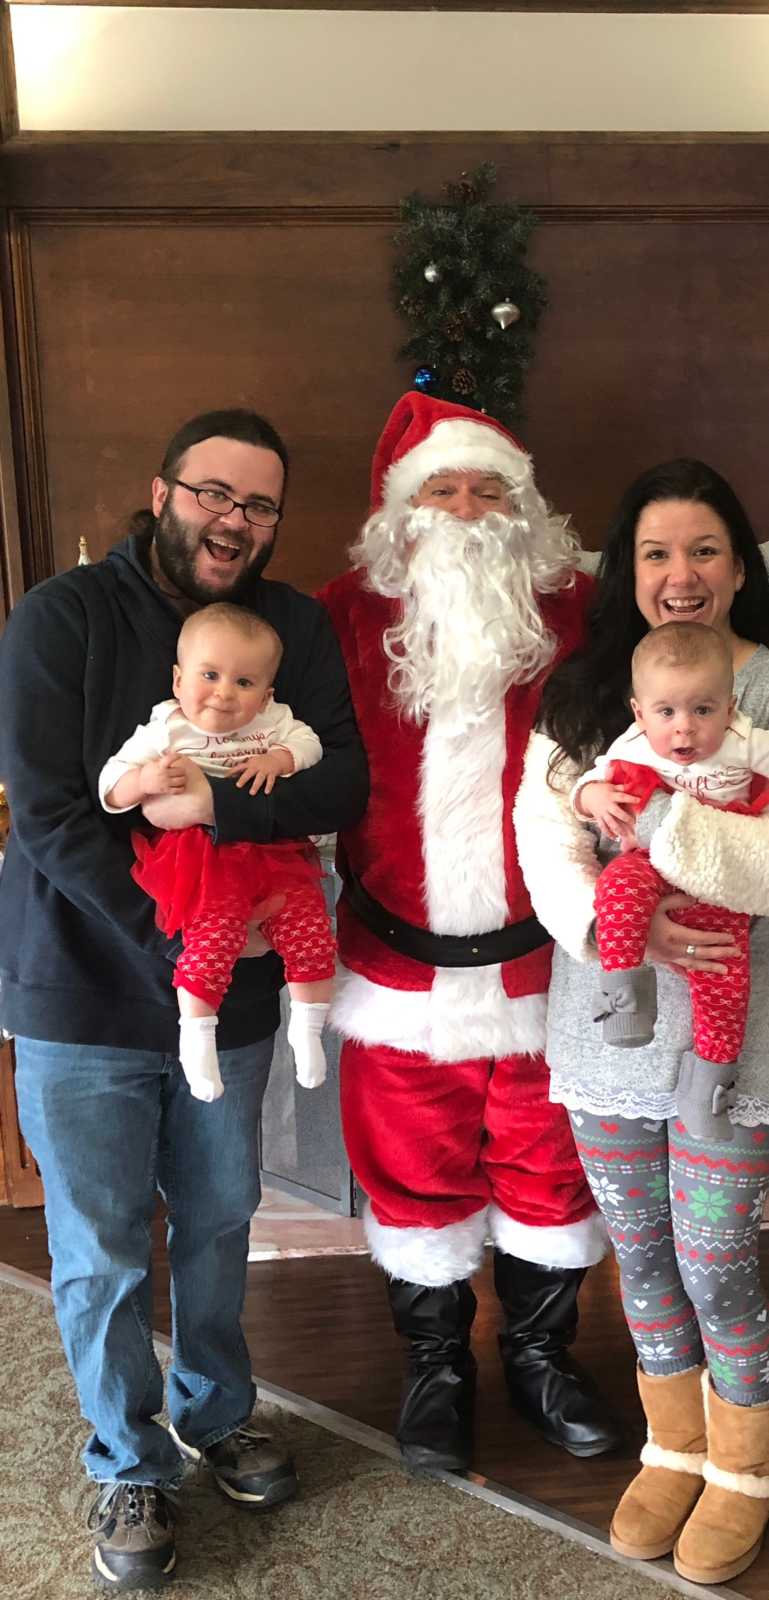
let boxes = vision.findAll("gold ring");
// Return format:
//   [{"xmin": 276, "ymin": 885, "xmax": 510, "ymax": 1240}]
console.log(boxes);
[{"xmin": 685, "ymin": 943, "xmax": 697, "ymax": 957}]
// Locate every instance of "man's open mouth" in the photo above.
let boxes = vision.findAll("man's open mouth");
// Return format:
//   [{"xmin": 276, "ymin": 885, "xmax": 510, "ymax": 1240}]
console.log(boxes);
[{"xmin": 202, "ymin": 536, "xmax": 242, "ymax": 564}]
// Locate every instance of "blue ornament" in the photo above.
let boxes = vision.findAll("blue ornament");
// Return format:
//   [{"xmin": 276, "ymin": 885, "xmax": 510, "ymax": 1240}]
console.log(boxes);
[{"xmin": 414, "ymin": 367, "xmax": 435, "ymax": 391}]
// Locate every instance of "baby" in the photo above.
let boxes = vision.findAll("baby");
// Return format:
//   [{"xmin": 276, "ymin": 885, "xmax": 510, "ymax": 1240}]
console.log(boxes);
[
  {"xmin": 100, "ymin": 603, "xmax": 336, "ymax": 1102},
  {"xmin": 574, "ymin": 621, "xmax": 769, "ymax": 1140}
]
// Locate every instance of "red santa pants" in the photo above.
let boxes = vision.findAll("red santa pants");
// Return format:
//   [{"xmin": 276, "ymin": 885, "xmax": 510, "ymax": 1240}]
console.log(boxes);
[
  {"xmin": 339, "ymin": 1037, "xmax": 596, "ymax": 1232},
  {"xmin": 175, "ymin": 884, "xmax": 336, "ymax": 1012},
  {"xmin": 594, "ymin": 849, "xmax": 750, "ymax": 1064}
]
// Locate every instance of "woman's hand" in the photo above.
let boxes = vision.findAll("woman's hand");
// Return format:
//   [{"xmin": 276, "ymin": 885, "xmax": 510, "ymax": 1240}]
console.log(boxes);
[{"xmin": 644, "ymin": 892, "xmax": 739, "ymax": 974}]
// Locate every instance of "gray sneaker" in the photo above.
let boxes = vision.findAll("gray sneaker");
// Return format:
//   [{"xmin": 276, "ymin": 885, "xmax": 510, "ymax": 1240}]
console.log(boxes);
[
  {"xmin": 88, "ymin": 1483, "xmax": 176, "ymax": 1591},
  {"xmin": 205, "ymin": 1425, "xmax": 298, "ymax": 1508}
]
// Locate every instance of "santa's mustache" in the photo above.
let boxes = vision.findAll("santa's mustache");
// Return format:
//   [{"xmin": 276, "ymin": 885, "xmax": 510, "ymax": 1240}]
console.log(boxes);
[
  {"xmin": 376, "ymin": 507, "xmax": 557, "ymax": 727},
  {"xmin": 399, "ymin": 505, "xmax": 522, "ymax": 583}
]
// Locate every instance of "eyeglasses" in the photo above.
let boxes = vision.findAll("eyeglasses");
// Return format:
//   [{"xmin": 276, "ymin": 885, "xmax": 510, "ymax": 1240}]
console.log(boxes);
[{"xmin": 168, "ymin": 477, "xmax": 281, "ymax": 529}]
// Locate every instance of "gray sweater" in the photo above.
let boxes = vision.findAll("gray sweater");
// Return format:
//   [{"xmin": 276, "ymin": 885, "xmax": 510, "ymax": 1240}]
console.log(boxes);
[{"xmin": 515, "ymin": 645, "xmax": 769, "ymax": 1127}]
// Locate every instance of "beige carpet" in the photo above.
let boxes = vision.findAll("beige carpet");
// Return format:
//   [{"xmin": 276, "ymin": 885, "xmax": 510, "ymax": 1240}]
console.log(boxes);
[{"xmin": 1, "ymin": 1272, "xmax": 699, "ymax": 1600}]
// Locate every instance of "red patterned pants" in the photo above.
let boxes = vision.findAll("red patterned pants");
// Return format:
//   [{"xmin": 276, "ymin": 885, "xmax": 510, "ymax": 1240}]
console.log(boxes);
[
  {"xmin": 174, "ymin": 883, "xmax": 336, "ymax": 1012},
  {"xmin": 594, "ymin": 849, "xmax": 750, "ymax": 1064}
]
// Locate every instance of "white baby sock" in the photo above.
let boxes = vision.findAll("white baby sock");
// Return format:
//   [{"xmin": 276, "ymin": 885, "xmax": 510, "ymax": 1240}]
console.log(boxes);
[
  {"xmin": 178, "ymin": 1016, "xmax": 224, "ymax": 1102},
  {"xmin": 286, "ymin": 1001, "xmax": 329, "ymax": 1089}
]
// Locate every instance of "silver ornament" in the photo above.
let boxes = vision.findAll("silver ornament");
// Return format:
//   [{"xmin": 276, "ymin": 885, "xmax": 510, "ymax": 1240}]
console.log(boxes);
[
  {"xmin": 423, "ymin": 262, "xmax": 440, "ymax": 284},
  {"xmin": 491, "ymin": 299, "xmax": 520, "ymax": 330}
]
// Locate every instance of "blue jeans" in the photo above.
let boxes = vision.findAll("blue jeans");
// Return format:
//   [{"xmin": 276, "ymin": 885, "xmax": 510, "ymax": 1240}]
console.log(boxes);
[{"xmin": 14, "ymin": 1035, "xmax": 274, "ymax": 1487}]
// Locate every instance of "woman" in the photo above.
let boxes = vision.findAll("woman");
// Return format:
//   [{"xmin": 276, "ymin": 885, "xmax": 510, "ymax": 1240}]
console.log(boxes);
[{"xmin": 515, "ymin": 459, "xmax": 769, "ymax": 1587}]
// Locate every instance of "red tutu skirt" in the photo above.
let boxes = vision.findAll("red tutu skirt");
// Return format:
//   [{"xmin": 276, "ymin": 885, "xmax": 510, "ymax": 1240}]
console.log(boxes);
[{"xmin": 131, "ymin": 825, "xmax": 322, "ymax": 936}]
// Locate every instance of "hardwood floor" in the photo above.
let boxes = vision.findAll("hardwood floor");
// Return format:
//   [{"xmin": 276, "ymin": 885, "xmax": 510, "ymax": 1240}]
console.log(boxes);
[{"xmin": 4, "ymin": 1203, "xmax": 769, "ymax": 1596}]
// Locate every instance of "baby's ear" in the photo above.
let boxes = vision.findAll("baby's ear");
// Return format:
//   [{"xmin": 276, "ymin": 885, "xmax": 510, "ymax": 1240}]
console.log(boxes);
[
  {"xmin": 172, "ymin": 663, "xmax": 182, "ymax": 697},
  {"xmin": 630, "ymin": 696, "xmax": 644, "ymax": 728}
]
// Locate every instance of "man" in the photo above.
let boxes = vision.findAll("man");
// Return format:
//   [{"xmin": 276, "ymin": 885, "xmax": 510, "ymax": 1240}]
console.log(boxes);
[
  {"xmin": 0, "ymin": 409, "xmax": 368, "ymax": 1591},
  {"xmin": 319, "ymin": 391, "xmax": 616, "ymax": 1475}
]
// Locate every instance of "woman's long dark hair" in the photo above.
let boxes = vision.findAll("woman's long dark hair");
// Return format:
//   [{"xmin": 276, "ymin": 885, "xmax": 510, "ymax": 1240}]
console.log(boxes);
[{"xmin": 540, "ymin": 459, "xmax": 769, "ymax": 773}]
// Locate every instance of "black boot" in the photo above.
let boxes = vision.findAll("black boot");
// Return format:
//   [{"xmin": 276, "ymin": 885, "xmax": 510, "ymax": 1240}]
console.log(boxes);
[
  {"xmin": 494, "ymin": 1251, "xmax": 620, "ymax": 1458},
  {"xmin": 386, "ymin": 1276, "xmax": 477, "ymax": 1475}
]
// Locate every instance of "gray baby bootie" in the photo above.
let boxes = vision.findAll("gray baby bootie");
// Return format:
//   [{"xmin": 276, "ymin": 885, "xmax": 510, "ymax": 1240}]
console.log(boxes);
[
  {"xmin": 676, "ymin": 1051, "xmax": 737, "ymax": 1142},
  {"xmin": 592, "ymin": 965, "xmax": 658, "ymax": 1048}
]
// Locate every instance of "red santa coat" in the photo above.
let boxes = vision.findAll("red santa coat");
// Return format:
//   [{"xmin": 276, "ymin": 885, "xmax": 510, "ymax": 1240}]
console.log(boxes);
[{"xmin": 319, "ymin": 566, "xmax": 594, "ymax": 1065}]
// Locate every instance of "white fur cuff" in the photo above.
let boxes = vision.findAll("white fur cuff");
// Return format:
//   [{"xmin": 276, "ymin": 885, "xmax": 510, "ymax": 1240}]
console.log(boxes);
[
  {"xmin": 488, "ymin": 1202, "xmax": 609, "ymax": 1267},
  {"xmin": 330, "ymin": 965, "xmax": 547, "ymax": 1062},
  {"xmin": 514, "ymin": 731, "xmax": 601, "ymax": 963},
  {"xmin": 703, "ymin": 1459, "xmax": 769, "ymax": 1498},
  {"xmin": 640, "ymin": 1439, "xmax": 705, "ymax": 1476},
  {"xmin": 384, "ymin": 420, "xmax": 530, "ymax": 513},
  {"xmin": 650, "ymin": 790, "xmax": 769, "ymax": 916},
  {"xmin": 363, "ymin": 1204, "xmax": 487, "ymax": 1287}
]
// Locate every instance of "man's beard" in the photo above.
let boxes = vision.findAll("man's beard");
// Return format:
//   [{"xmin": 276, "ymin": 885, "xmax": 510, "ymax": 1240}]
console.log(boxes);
[
  {"xmin": 352, "ymin": 504, "xmax": 576, "ymax": 729},
  {"xmin": 152, "ymin": 500, "xmax": 276, "ymax": 607}
]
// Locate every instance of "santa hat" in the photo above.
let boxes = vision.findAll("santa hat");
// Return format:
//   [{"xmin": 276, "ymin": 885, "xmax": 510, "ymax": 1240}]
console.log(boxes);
[{"xmin": 370, "ymin": 391, "xmax": 531, "ymax": 515}]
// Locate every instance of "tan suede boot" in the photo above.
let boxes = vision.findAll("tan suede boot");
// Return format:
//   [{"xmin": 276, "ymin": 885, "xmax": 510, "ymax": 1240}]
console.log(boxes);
[
  {"xmin": 674, "ymin": 1377, "xmax": 769, "ymax": 1584},
  {"xmin": 609, "ymin": 1364, "xmax": 706, "ymax": 1560}
]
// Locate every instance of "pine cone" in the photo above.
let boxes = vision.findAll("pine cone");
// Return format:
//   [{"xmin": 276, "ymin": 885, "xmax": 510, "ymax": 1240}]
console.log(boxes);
[
  {"xmin": 399, "ymin": 296, "xmax": 426, "ymax": 320},
  {"xmin": 451, "ymin": 367, "xmax": 476, "ymax": 396},
  {"xmin": 444, "ymin": 176, "xmax": 479, "ymax": 205},
  {"xmin": 444, "ymin": 313, "xmax": 465, "ymax": 343}
]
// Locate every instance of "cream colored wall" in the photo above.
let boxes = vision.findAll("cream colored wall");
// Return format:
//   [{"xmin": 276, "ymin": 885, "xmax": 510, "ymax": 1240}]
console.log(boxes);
[{"xmin": 9, "ymin": 6, "xmax": 769, "ymax": 133}]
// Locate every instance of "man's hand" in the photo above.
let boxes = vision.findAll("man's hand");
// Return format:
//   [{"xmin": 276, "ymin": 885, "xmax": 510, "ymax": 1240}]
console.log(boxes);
[
  {"xmin": 139, "ymin": 751, "xmax": 188, "ymax": 799},
  {"xmin": 578, "ymin": 780, "xmax": 639, "ymax": 844},
  {"xmin": 142, "ymin": 759, "xmax": 214, "ymax": 830},
  {"xmin": 233, "ymin": 747, "xmax": 295, "ymax": 796}
]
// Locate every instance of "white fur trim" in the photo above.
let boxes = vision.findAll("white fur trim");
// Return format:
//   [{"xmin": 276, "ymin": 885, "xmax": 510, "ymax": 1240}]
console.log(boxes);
[
  {"xmin": 329, "ymin": 965, "xmax": 546, "ymax": 1061},
  {"xmin": 364, "ymin": 1202, "xmax": 487, "ymax": 1287},
  {"xmin": 514, "ymin": 732, "xmax": 601, "ymax": 963},
  {"xmin": 383, "ymin": 419, "xmax": 531, "ymax": 514},
  {"xmin": 640, "ymin": 1438, "xmax": 705, "ymax": 1475},
  {"xmin": 421, "ymin": 706, "xmax": 508, "ymax": 933},
  {"xmin": 703, "ymin": 1459, "xmax": 769, "ymax": 1498},
  {"xmin": 488, "ymin": 1201, "xmax": 609, "ymax": 1268},
  {"xmin": 650, "ymin": 789, "xmax": 769, "ymax": 916}
]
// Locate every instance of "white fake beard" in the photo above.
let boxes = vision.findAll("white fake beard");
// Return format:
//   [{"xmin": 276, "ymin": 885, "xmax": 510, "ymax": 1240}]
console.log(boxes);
[{"xmin": 354, "ymin": 505, "xmax": 573, "ymax": 729}]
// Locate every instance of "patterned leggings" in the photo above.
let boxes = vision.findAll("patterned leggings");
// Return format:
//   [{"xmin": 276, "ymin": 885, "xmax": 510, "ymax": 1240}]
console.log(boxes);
[
  {"xmin": 570, "ymin": 1108, "xmax": 769, "ymax": 1405},
  {"xmin": 594, "ymin": 850, "xmax": 751, "ymax": 1063},
  {"xmin": 174, "ymin": 884, "xmax": 336, "ymax": 1012}
]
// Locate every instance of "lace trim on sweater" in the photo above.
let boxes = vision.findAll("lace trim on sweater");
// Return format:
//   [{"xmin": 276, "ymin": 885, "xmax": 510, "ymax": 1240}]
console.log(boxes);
[{"xmin": 553, "ymin": 1084, "xmax": 769, "ymax": 1129}]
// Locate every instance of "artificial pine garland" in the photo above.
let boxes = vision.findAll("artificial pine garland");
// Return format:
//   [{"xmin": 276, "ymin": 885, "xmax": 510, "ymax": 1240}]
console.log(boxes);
[{"xmin": 392, "ymin": 163, "xmax": 547, "ymax": 430}]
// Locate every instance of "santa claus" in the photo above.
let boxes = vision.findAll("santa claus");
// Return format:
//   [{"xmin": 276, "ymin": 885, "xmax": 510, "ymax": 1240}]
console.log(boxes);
[{"xmin": 319, "ymin": 392, "xmax": 615, "ymax": 1473}]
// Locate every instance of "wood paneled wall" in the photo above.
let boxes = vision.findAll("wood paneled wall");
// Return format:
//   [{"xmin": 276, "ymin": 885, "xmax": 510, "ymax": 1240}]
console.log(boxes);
[{"xmin": 1, "ymin": 134, "xmax": 769, "ymax": 601}]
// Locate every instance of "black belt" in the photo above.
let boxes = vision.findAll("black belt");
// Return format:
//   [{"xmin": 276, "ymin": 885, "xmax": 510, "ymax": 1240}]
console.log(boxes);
[{"xmin": 345, "ymin": 874, "xmax": 552, "ymax": 968}]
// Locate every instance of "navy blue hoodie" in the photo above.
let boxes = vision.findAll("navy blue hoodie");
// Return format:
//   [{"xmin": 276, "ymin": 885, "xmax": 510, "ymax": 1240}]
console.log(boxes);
[{"xmin": 0, "ymin": 533, "xmax": 368, "ymax": 1051}]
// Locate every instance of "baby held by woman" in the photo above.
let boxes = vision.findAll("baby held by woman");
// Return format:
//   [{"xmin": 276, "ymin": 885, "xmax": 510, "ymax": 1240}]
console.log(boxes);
[{"xmin": 577, "ymin": 620, "xmax": 769, "ymax": 1139}]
